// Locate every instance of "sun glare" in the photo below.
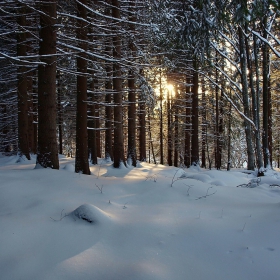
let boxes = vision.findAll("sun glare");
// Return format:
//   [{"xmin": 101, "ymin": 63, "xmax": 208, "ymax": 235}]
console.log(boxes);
[{"xmin": 166, "ymin": 84, "xmax": 174, "ymax": 92}]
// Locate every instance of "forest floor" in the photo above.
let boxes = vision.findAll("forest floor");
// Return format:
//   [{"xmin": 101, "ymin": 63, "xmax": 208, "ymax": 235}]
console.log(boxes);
[{"xmin": 1, "ymin": 154, "xmax": 280, "ymax": 280}]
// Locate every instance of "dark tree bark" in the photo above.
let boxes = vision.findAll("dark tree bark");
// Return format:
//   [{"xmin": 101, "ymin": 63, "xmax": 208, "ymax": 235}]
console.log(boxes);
[
  {"xmin": 261, "ymin": 0, "xmax": 271, "ymax": 169},
  {"xmin": 167, "ymin": 89, "xmax": 173, "ymax": 166},
  {"xmin": 32, "ymin": 75, "xmax": 38, "ymax": 155},
  {"xmin": 139, "ymin": 88, "xmax": 146, "ymax": 162},
  {"xmin": 88, "ymin": 77, "xmax": 98, "ymax": 165},
  {"xmin": 104, "ymin": 2, "xmax": 113, "ymax": 161},
  {"xmin": 201, "ymin": 80, "xmax": 206, "ymax": 168},
  {"xmin": 147, "ymin": 107, "xmax": 156, "ymax": 164},
  {"xmin": 184, "ymin": 75, "xmax": 192, "ymax": 168},
  {"xmin": 227, "ymin": 90, "xmax": 232, "ymax": 171},
  {"xmin": 191, "ymin": 63, "xmax": 199, "ymax": 166},
  {"xmin": 105, "ymin": 70, "xmax": 113, "ymax": 161},
  {"xmin": 17, "ymin": 5, "xmax": 30, "ymax": 160},
  {"xmin": 215, "ymin": 67, "xmax": 221, "ymax": 169},
  {"xmin": 127, "ymin": 69, "xmax": 137, "ymax": 166},
  {"xmin": 36, "ymin": 1, "xmax": 59, "ymax": 169},
  {"xmin": 250, "ymin": 22, "xmax": 264, "ymax": 175},
  {"xmin": 127, "ymin": 1, "xmax": 137, "ymax": 167},
  {"xmin": 112, "ymin": 0, "xmax": 126, "ymax": 168},
  {"xmin": 27, "ymin": 77, "xmax": 35, "ymax": 154},
  {"xmin": 75, "ymin": 0, "xmax": 90, "ymax": 174},
  {"xmin": 57, "ymin": 70, "xmax": 63, "ymax": 155},
  {"xmin": 159, "ymin": 69, "xmax": 164, "ymax": 164},
  {"xmin": 174, "ymin": 85, "xmax": 179, "ymax": 167},
  {"xmin": 238, "ymin": 25, "xmax": 254, "ymax": 170}
]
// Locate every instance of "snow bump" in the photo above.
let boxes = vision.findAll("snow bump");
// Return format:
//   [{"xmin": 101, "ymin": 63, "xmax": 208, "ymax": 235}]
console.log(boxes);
[{"xmin": 71, "ymin": 204, "xmax": 111, "ymax": 224}]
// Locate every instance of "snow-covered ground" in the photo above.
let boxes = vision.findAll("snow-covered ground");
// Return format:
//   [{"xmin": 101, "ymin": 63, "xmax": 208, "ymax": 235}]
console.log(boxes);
[{"xmin": 1, "ymin": 154, "xmax": 280, "ymax": 280}]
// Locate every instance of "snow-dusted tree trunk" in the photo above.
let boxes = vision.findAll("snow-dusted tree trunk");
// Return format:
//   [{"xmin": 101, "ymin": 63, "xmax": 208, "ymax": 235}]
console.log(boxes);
[
  {"xmin": 238, "ymin": 25, "xmax": 254, "ymax": 170},
  {"xmin": 36, "ymin": 0, "xmax": 59, "ymax": 169},
  {"xmin": 17, "ymin": 4, "xmax": 30, "ymax": 160},
  {"xmin": 127, "ymin": 1, "xmax": 137, "ymax": 167},
  {"xmin": 184, "ymin": 75, "xmax": 192, "ymax": 168},
  {"xmin": 191, "ymin": 61, "xmax": 199, "ymax": 166},
  {"xmin": 104, "ymin": 2, "xmax": 113, "ymax": 162},
  {"xmin": 262, "ymin": 10, "xmax": 271, "ymax": 169},
  {"xmin": 159, "ymin": 69, "xmax": 164, "ymax": 165},
  {"xmin": 112, "ymin": 0, "xmax": 126, "ymax": 168},
  {"xmin": 75, "ymin": 0, "xmax": 90, "ymax": 174},
  {"xmin": 167, "ymin": 89, "xmax": 173, "ymax": 166},
  {"xmin": 251, "ymin": 23, "xmax": 264, "ymax": 175},
  {"xmin": 174, "ymin": 85, "xmax": 179, "ymax": 167}
]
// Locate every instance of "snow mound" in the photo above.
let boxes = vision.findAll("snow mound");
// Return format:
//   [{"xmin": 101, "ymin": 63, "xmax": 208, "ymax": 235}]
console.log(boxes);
[
  {"xmin": 210, "ymin": 179, "xmax": 227, "ymax": 186},
  {"xmin": 180, "ymin": 173, "xmax": 212, "ymax": 183},
  {"xmin": 71, "ymin": 204, "xmax": 111, "ymax": 224},
  {"xmin": 63, "ymin": 163, "xmax": 75, "ymax": 172}
]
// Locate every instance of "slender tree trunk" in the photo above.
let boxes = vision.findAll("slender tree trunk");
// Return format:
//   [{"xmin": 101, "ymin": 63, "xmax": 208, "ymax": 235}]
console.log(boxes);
[
  {"xmin": 127, "ymin": 69, "xmax": 137, "ymax": 166},
  {"xmin": 191, "ymin": 61, "xmax": 199, "ymax": 166},
  {"xmin": 268, "ymin": 78, "xmax": 272, "ymax": 166},
  {"xmin": 127, "ymin": 1, "xmax": 137, "ymax": 167},
  {"xmin": 159, "ymin": 69, "xmax": 164, "ymax": 164},
  {"xmin": 94, "ymin": 79, "xmax": 101, "ymax": 159},
  {"xmin": 174, "ymin": 86, "xmax": 179, "ymax": 167},
  {"xmin": 26, "ymin": 38, "xmax": 35, "ymax": 155},
  {"xmin": 227, "ymin": 90, "xmax": 232, "ymax": 171},
  {"xmin": 88, "ymin": 76, "xmax": 98, "ymax": 165},
  {"xmin": 147, "ymin": 107, "xmax": 156, "ymax": 164},
  {"xmin": 262, "ymin": 24, "xmax": 270, "ymax": 168},
  {"xmin": 37, "ymin": 1, "xmax": 59, "ymax": 169},
  {"xmin": 112, "ymin": 0, "xmax": 126, "ymax": 168},
  {"xmin": 167, "ymin": 89, "xmax": 173, "ymax": 166},
  {"xmin": 139, "ymin": 89, "xmax": 146, "ymax": 162},
  {"xmin": 201, "ymin": 80, "xmax": 206, "ymax": 168},
  {"xmin": 32, "ymin": 75, "xmax": 38, "ymax": 154},
  {"xmin": 27, "ymin": 75, "xmax": 35, "ymax": 154},
  {"xmin": 105, "ymin": 69, "xmax": 113, "ymax": 161},
  {"xmin": 251, "ymin": 23, "xmax": 264, "ymax": 175},
  {"xmin": 104, "ymin": 2, "xmax": 113, "ymax": 161},
  {"xmin": 215, "ymin": 63, "xmax": 221, "ymax": 169},
  {"xmin": 17, "ymin": 5, "xmax": 30, "ymax": 160},
  {"xmin": 57, "ymin": 70, "xmax": 63, "ymax": 155},
  {"xmin": 184, "ymin": 75, "xmax": 192, "ymax": 168},
  {"xmin": 238, "ymin": 25, "xmax": 254, "ymax": 170},
  {"xmin": 75, "ymin": 0, "xmax": 90, "ymax": 174}
]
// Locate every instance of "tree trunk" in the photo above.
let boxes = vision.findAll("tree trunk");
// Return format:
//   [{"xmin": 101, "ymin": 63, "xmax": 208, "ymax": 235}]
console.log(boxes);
[
  {"xmin": 174, "ymin": 86, "xmax": 179, "ymax": 167},
  {"xmin": 37, "ymin": 1, "xmax": 59, "ymax": 169},
  {"xmin": 105, "ymin": 67, "xmax": 113, "ymax": 161},
  {"xmin": 227, "ymin": 90, "xmax": 232, "ymax": 171},
  {"xmin": 27, "ymin": 74, "xmax": 35, "ymax": 154},
  {"xmin": 201, "ymin": 80, "xmax": 206, "ymax": 168},
  {"xmin": 127, "ymin": 1, "xmax": 137, "ymax": 167},
  {"xmin": 75, "ymin": 0, "xmax": 90, "ymax": 174},
  {"xmin": 215, "ymin": 64, "xmax": 221, "ymax": 169},
  {"xmin": 184, "ymin": 75, "xmax": 192, "ymax": 168},
  {"xmin": 147, "ymin": 107, "xmax": 156, "ymax": 164},
  {"xmin": 88, "ymin": 77, "xmax": 97, "ymax": 165},
  {"xmin": 138, "ymin": 68, "xmax": 146, "ymax": 162},
  {"xmin": 251, "ymin": 22, "xmax": 264, "ymax": 175},
  {"xmin": 167, "ymin": 89, "xmax": 173, "ymax": 166},
  {"xmin": 261, "ymin": 0, "xmax": 271, "ymax": 169},
  {"xmin": 57, "ymin": 70, "xmax": 63, "ymax": 155},
  {"xmin": 17, "ymin": 5, "xmax": 30, "ymax": 160},
  {"xmin": 238, "ymin": 25, "xmax": 254, "ymax": 170},
  {"xmin": 112, "ymin": 0, "xmax": 126, "ymax": 168},
  {"xmin": 159, "ymin": 69, "xmax": 164, "ymax": 164},
  {"xmin": 191, "ymin": 61, "xmax": 199, "ymax": 166}
]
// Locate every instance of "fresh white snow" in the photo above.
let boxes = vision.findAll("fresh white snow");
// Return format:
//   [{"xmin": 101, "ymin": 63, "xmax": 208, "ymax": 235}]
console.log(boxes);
[{"xmin": 1, "ymin": 154, "xmax": 280, "ymax": 280}]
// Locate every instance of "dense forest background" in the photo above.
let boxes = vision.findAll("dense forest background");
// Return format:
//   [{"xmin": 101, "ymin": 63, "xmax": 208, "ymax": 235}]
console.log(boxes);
[{"xmin": 0, "ymin": 0, "xmax": 279, "ymax": 174}]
